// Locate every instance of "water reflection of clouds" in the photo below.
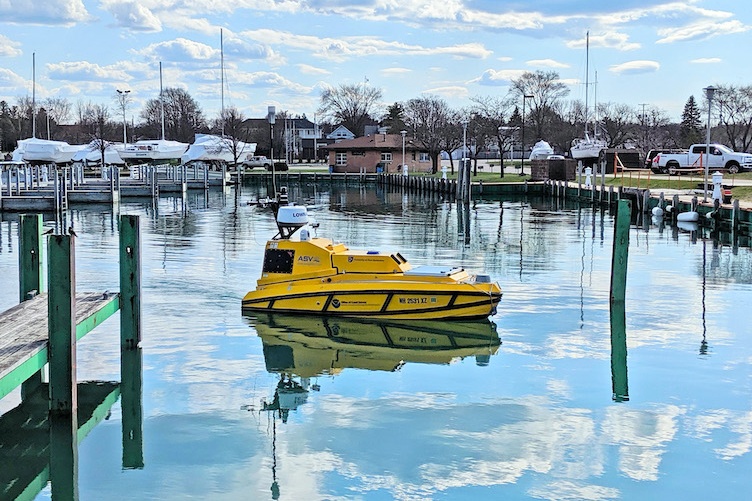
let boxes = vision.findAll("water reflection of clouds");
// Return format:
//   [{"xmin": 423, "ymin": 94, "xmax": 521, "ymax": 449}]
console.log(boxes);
[
  {"xmin": 271, "ymin": 392, "xmax": 745, "ymax": 498},
  {"xmin": 688, "ymin": 408, "xmax": 752, "ymax": 461}
]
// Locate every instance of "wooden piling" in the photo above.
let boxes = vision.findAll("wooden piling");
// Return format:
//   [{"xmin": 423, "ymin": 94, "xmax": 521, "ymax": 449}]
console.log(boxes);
[
  {"xmin": 47, "ymin": 234, "xmax": 77, "ymax": 414},
  {"xmin": 610, "ymin": 299, "xmax": 629, "ymax": 402},
  {"xmin": 119, "ymin": 215, "xmax": 141, "ymax": 349},
  {"xmin": 20, "ymin": 214, "xmax": 45, "ymax": 398},
  {"xmin": 19, "ymin": 214, "xmax": 44, "ymax": 301},
  {"xmin": 610, "ymin": 199, "xmax": 631, "ymax": 304}
]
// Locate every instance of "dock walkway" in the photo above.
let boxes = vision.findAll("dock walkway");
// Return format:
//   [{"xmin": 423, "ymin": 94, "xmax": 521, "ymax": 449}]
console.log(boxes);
[{"xmin": 0, "ymin": 291, "xmax": 120, "ymax": 401}]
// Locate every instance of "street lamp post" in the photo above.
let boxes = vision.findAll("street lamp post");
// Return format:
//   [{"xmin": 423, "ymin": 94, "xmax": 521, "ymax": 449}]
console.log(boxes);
[
  {"xmin": 521, "ymin": 94, "xmax": 533, "ymax": 176},
  {"xmin": 268, "ymin": 105, "xmax": 277, "ymax": 196},
  {"xmin": 401, "ymin": 130, "xmax": 406, "ymax": 175},
  {"xmin": 117, "ymin": 89, "xmax": 131, "ymax": 148},
  {"xmin": 461, "ymin": 120, "xmax": 469, "ymax": 199},
  {"xmin": 703, "ymin": 86, "xmax": 716, "ymax": 202}
]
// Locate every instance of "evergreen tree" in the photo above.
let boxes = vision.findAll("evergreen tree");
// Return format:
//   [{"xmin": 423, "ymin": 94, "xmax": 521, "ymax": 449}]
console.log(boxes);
[{"xmin": 680, "ymin": 95, "xmax": 703, "ymax": 147}]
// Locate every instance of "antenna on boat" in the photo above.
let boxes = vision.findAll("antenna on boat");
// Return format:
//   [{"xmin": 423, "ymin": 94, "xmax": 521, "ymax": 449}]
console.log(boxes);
[
  {"xmin": 275, "ymin": 206, "xmax": 308, "ymax": 239},
  {"xmin": 32, "ymin": 52, "xmax": 36, "ymax": 138},
  {"xmin": 159, "ymin": 61, "xmax": 166, "ymax": 141}
]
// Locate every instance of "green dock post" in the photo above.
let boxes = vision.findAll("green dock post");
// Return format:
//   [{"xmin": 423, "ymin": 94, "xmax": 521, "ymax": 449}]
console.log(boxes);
[
  {"xmin": 119, "ymin": 215, "xmax": 141, "ymax": 348},
  {"xmin": 121, "ymin": 347, "xmax": 144, "ymax": 469},
  {"xmin": 49, "ymin": 412, "xmax": 79, "ymax": 500},
  {"xmin": 610, "ymin": 199, "xmax": 631, "ymax": 303},
  {"xmin": 19, "ymin": 214, "xmax": 44, "ymax": 301},
  {"xmin": 610, "ymin": 299, "xmax": 629, "ymax": 402},
  {"xmin": 20, "ymin": 214, "xmax": 46, "ymax": 399},
  {"xmin": 48, "ymin": 234, "xmax": 77, "ymax": 414}
]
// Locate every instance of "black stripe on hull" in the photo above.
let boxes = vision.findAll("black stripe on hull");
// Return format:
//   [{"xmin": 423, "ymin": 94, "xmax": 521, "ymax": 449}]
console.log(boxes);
[{"xmin": 242, "ymin": 294, "xmax": 501, "ymax": 319}]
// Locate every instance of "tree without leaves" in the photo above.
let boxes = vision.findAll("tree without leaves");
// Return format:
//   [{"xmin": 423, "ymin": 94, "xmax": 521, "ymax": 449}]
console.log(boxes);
[
  {"xmin": 404, "ymin": 96, "xmax": 457, "ymax": 174},
  {"xmin": 471, "ymin": 95, "xmax": 515, "ymax": 177},
  {"xmin": 598, "ymin": 103, "xmax": 637, "ymax": 148},
  {"xmin": 510, "ymin": 70, "xmax": 570, "ymax": 141},
  {"xmin": 215, "ymin": 106, "xmax": 254, "ymax": 165},
  {"xmin": 715, "ymin": 85, "xmax": 752, "ymax": 151},
  {"xmin": 140, "ymin": 87, "xmax": 206, "ymax": 143},
  {"xmin": 318, "ymin": 83, "xmax": 383, "ymax": 137}
]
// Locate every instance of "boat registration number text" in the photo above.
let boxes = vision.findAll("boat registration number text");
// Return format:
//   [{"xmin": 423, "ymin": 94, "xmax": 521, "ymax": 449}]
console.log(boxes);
[{"xmin": 399, "ymin": 297, "xmax": 430, "ymax": 305}]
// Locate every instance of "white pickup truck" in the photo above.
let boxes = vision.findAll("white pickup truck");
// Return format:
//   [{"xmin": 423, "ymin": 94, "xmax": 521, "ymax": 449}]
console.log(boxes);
[
  {"xmin": 242, "ymin": 155, "xmax": 272, "ymax": 170},
  {"xmin": 651, "ymin": 144, "xmax": 752, "ymax": 174}
]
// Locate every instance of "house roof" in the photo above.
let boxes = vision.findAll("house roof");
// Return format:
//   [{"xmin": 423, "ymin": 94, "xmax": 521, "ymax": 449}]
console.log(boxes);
[{"xmin": 323, "ymin": 133, "xmax": 424, "ymax": 151}]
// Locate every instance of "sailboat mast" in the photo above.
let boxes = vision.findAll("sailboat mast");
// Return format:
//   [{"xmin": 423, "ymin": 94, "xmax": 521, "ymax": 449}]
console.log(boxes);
[
  {"xmin": 32, "ymin": 52, "xmax": 36, "ymax": 138},
  {"xmin": 221, "ymin": 29, "xmax": 225, "ymax": 137},
  {"xmin": 584, "ymin": 32, "xmax": 589, "ymax": 138},
  {"xmin": 160, "ymin": 61, "xmax": 166, "ymax": 140}
]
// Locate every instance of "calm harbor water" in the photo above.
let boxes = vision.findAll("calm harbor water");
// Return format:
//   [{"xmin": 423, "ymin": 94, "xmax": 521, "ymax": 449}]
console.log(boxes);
[{"xmin": 1, "ymin": 183, "xmax": 752, "ymax": 500}]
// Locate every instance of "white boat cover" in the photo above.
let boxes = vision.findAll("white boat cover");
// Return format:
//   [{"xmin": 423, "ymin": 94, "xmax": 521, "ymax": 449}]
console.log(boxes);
[
  {"xmin": 71, "ymin": 141, "xmax": 125, "ymax": 165},
  {"xmin": 181, "ymin": 134, "xmax": 256, "ymax": 165},
  {"xmin": 13, "ymin": 137, "xmax": 87, "ymax": 164},
  {"xmin": 529, "ymin": 140, "xmax": 554, "ymax": 160},
  {"xmin": 120, "ymin": 139, "xmax": 189, "ymax": 163}
]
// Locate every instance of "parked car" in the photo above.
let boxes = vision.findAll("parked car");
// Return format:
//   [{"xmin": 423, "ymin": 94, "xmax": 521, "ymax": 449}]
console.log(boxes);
[
  {"xmin": 242, "ymin": 155, "xmax": 272, "ymax": 170},
  {"xmin": 651, "ymin": 144, "xmax": 752, "ymax": 174},
  {"xmin": 645, "ymin": 148, "xmax": 684, "ymax": 171}
]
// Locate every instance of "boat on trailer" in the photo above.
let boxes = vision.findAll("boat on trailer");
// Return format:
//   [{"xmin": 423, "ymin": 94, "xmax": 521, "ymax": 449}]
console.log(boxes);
[{"xmin": 242, "ymin": 206, "xmax": 502, "ymax": 320}]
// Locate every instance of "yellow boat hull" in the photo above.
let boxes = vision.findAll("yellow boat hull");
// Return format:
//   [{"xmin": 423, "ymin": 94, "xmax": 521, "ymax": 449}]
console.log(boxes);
[{"xmin": 242, "ymin": 278, "xmax": 501, "ymax": 320}]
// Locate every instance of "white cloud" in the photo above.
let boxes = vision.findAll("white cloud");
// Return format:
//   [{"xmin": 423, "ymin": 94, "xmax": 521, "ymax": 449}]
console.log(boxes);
[
  {"xmin": 421, "ymin": 85, "xmax": 469, "ymax": 100},
  {"xmin": 381, "ymin": 67, "xmax": 412, "ymax": 76},
  {"xmin": 566, "ymin": 31, "xmax": 640, "ymax": 51},
  {"xmin": 471, "ymin": 69, "xmax": 526, "ymax": 86},
  {"xmin": 106, "ymin": 1, "xmax": 162, "ymax": 32},
  {"xmin": 690, "ymin": 58, "xmax": 722, "ymax": 64},
  {"xmin": 609, "ymin": 60, "xmax": 660, "ymax": 75},
  {"xmin": 241, "ymin": 29, "xmax": 491, "ymax": 62},
  {"xmin": 0, "ymin": 68, "xmax": 27, "ymax": 89},
  {"xmin": 137, "ymin": 38, "xmax": 217, "ymax": 62},
  {"xmin": 657, "ymin": 20, "xmax": 751, "ymax": 44},
  {"xmin": 0, "ymin": 0, "xmax": 91, "ymax": 25},
  {"xmin": 527, "ymin": 59, "xmax": 569, "ymax": 69},
  {"xmin": 297, "ymin": 64, "xmax": 330, "ymax": 76},
  {"xmin": 46, "ymin": 61, "xmax": 132, "ymax": 82},
  {"xmin": 0, "ymin": 35, "xmax": 22, "ymax": 58}
]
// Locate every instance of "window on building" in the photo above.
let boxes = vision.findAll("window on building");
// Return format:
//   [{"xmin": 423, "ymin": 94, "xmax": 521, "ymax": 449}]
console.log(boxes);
[
  {"xmin": 381, "ymin": 152, "xmax": 392, "ymax": 162},
  {"xmin": 419, "ymin": 152, "xmax": 430, "ymax": 162},
  {"xmin": 335, "ymin": 152, "xmax": 347, "ymax": 165}
]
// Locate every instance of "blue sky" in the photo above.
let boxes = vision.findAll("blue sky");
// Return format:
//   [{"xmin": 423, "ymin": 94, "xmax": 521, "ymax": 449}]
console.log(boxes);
[{"xmin": 0, "ymin": 0, "xmax": 749, "ymax": 124}]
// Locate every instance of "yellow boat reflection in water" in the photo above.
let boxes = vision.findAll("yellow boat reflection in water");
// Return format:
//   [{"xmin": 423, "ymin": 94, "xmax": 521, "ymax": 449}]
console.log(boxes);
[
  {"xmin": 245, "ymin": 312, "xmax": 502, "ymax": 377},
  {"xmin": 241, "ymin": 206, "xmax": 502, "ymax": 320}
]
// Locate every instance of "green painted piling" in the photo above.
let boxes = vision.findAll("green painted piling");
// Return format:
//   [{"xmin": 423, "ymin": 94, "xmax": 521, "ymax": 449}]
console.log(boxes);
[
  {"xmin": 19, "ymin": 214, "xmax": 44, "ymax": 302},
  {"xmin": 610, "ymin": 299, "xmax": 629, "ymax": 402},
  {"xmin": 121, "ymin": 347, "xmax": 144, "ymax": 469},
  {"xmin": 49, "ymin": 413, "xmax": 79, "ymax": 500},
  {"xmin": 610, "ymin": 199, "xmax": 631, "ymax": 304},
  {"xmin": 20, "ymin": 214, "xmax": 45, "ymax": 399},
  {"xmin": 48, "ymin": 234, "xmax": 77, "ymax": 413},
  {"xmin": 119, "ymin": 215, "xmax": 141, "ymax": 348}
]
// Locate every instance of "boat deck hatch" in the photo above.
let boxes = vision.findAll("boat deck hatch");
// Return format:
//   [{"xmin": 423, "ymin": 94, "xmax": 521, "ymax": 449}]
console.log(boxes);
[{"xmin": 404, "ymin": 266, "xmax": 462, "ymax": 277}]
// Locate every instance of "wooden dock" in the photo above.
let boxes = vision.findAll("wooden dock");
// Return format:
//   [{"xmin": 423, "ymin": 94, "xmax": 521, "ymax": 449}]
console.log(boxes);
[{"xmin": 0, "ymin": 292, "xmax": 120, "ymax": 401}]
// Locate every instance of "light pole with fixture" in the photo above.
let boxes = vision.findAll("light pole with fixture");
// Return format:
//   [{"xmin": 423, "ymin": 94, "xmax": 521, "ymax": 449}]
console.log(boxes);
[
  {"xmin": 461, "ymin": 119, "xmax": 469, "ymax": 199},
  {"xmin": 117, "ymin": 89, "xmax": 131, "ymax": 148},
  {"xmin": 703, "ymin": 86, "xmax": 716, "ymax": 202},
  {"xmin": 401, "ymin": 130, "xmax": 407, "ymax": 175},
  {"xmin": 268, "ymin": 106, "xmax": 277, "ymax": 196},
  {"xmin": 521, "ymin": 94, "xmax": 533, "ymax": 176}
]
